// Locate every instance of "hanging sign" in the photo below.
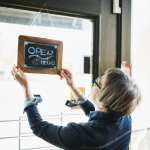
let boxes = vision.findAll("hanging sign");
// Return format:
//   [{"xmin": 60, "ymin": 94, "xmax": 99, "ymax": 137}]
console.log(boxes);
[{"xmin": 17, "ymin": 35, "xmax": 63, "ymax": 74}]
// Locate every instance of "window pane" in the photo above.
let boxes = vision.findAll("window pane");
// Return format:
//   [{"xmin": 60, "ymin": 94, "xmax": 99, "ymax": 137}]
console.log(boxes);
[{"xmin": 0, "ymin": 7, "xmax": 94, "ymax": 149}]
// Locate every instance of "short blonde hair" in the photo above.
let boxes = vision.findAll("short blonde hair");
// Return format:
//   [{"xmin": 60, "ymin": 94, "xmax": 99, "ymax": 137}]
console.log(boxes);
[{"xmin": 98, "ymin": 68, "xmax": 141, "ymax": 116}]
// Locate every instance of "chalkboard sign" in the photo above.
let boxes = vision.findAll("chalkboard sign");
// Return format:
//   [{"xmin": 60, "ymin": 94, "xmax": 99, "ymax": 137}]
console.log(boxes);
[
  {"xmin": 24, "ymin": 42, "xmax": 57, "ymax": 68},
  {"xmin": 17, "ymin": 35, "xmax": 63, "ymax": 74}
]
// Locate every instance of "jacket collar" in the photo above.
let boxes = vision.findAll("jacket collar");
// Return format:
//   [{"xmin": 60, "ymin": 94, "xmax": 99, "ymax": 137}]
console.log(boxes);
[{"xmin": 89, "ymin": 111, "xmax": 122, "ymax": 122}]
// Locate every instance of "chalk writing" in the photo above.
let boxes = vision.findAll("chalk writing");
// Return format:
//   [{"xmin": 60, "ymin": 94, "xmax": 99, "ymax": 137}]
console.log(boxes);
[{"xmin": 24, "ymin": 42, "xmax": 57, "ymax": 68}]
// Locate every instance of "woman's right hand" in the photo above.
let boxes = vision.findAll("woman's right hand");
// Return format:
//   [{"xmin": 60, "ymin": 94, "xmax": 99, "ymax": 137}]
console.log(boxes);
[
  {"xmin": 11, "ymin": 66, "xmax": 28, "ymax": 89},
  {"xmin": 11, "ymin": 66, "xmax": 31, "ymax": 98}
]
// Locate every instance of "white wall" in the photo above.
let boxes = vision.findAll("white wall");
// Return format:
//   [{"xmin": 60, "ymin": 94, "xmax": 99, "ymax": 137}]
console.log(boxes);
[{"xmin": 131, "ymin": 0, "xmax": 150, "ymax": 129}]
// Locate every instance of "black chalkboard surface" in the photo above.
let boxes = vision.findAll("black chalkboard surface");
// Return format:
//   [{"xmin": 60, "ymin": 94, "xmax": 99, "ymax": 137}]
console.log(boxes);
[
  {"xmin": 24, "ymin": 42, "xmax": 57, "ymax": 68},
  {"xmin": 17, "ymin": 35, "xmax": 63, "ymax": 74}
]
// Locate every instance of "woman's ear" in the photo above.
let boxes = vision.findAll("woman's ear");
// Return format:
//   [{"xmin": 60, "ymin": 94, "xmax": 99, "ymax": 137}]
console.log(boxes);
[
  {"xmin": 121, "ymin": 61, "xmax": 132, "ymax": 76},
  {"xmin": 90, "ymin": 86, "xmax": 101, "ymax": 103}
]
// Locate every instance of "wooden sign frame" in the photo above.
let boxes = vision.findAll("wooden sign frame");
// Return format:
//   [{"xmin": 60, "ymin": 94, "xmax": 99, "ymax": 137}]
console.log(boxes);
[{"xmin": 17, "ymin": 35, "xmax": 63, "ymax": 74}]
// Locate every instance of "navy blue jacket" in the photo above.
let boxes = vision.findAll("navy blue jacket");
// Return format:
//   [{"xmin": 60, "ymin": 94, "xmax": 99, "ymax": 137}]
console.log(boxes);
[{"xmin": 25, "ymin": 100, "xmax": 131, "ymax": 150}]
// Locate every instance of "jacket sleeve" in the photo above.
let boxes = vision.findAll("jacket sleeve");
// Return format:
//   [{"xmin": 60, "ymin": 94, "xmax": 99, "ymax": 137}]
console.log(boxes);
[
  {"xmin": 78, "ymin": 98, "xmax": 95, "ymax": 116},
  {"xmin": 24, "ymin": 105, "xmax": 83, "ymax": 149}
]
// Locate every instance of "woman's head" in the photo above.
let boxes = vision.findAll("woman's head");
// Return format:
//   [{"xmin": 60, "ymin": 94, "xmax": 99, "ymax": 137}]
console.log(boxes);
[{"xmin": 92, "ymin": 68, "xmax": 141, "ymax": 116}]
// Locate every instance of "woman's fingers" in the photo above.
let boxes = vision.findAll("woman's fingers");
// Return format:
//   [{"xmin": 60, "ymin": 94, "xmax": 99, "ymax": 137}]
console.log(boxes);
[
  {"xmin": 13, "ymin": 65, "xmax": 20, "ymax": 76},
  {"xmin": 63, "ymin": 69, "xmax": 72, "ymax": 77},
  {"xmin": 12, "ymin": 66, "xmax": 16, "ymax": 74},
  {"xmin": 59, "ymin": 69, "xmax": 71, "ymax": 79},
  {"xmin": 61, "ymin": 70, "xmax": 69, "ymax": 79},
  {"xmin": 12, "ymin": 66, "xmax": 17, "ymax": 77},
  {"xmin": 11, "ymin": 70, "xmax": 16, "ymax": 80},
  {"xmin": 11, "ymin": 65, "xmax": 23, "ymax": 80},
  {"xmin": 18, "ymin": 68, "xmax": 24, "ymax": 77}
]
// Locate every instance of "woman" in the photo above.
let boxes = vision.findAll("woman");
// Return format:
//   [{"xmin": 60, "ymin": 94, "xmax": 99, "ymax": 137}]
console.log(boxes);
[{"xmin": 11, "ymin": 65, "xmax": 141, "ymax": 150}]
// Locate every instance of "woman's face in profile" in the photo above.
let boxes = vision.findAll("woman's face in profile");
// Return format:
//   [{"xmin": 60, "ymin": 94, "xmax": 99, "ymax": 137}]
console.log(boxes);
[{"xmin": 90, "ymin": 75, "xmax": 105, "ymax": 103}]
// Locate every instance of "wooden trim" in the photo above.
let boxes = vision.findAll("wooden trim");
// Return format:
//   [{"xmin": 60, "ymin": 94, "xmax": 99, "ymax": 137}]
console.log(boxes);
[{"xmin": 17, "ymin": 35, "xmax": 63, "ymax": 74}]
